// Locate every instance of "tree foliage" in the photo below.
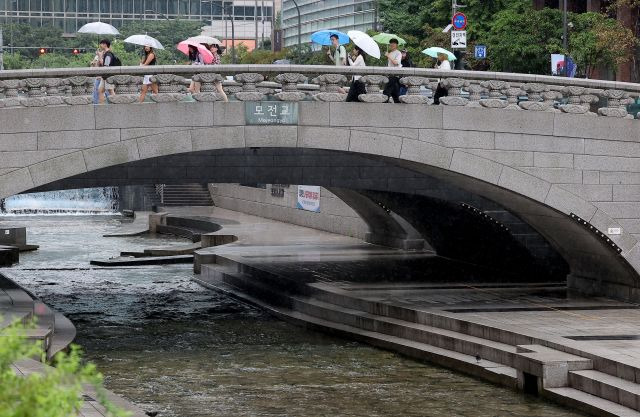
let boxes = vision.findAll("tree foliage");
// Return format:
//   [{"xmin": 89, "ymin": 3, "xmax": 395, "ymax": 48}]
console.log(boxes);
[
  {"xmin": 0, "ymin": 317, "xmax": 129, "ymax": 417},
  {"xmin": 485, "ymin": 5, "xmax": 563, "ymax": 73},
  {"xmin": 570, "ymin": 12, "xmax": 638, "ymax": 77}
]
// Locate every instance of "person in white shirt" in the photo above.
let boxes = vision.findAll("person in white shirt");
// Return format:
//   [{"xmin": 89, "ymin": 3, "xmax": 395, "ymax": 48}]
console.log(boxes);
[
  {"xmin": 433, "ymin": 52, "xmax": 451, "ymax": 105},
  {"xmin": 383, "ymin": 38, "xmax": 402, "ymax": 102},
  {"xmin": 326, "ymin": 34, "xmax": 347, "ymax": 66},
  {"xmin": 346, "ymin": 46, "xmax": 367, "ymax": 102}
]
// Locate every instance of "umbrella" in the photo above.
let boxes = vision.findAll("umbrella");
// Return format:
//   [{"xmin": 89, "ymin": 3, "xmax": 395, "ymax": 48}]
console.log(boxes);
[
  {"xmin": 78, "ymin": 21, "xmax": 120, "ymax": 35},
  {"xmin": 422, "ymin": 47, "xmax": 456, "ymax": 61},
  {"xmin": 347, "ymin": 30, "xmax": 380, "ymax": 59},
  {"xmin": 177, "ymin": 40, "xmax": 214, "ymax": 64},
  {"xmin": 124, "ymin": 34, "xmax": 164, "ymax": 50},
  {"xmin": 187, "ymin": 35, "xmax": 222, "ymax": 46},
  {"xmin": 310, "ymin": 30, "xmax": 349, "ymax": 46},
  {"xmin": 371, "ymin": 33, "xmax": 407, "ymax": 46}
]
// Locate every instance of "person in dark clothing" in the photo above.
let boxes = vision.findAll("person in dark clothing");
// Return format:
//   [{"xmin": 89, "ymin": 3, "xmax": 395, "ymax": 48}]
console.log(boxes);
[
  {"xmin": 400, "ymin": 49, "xmax": 413, "ymax": 68},
  {"xmin": 345, "ymin": 46, "xmax": 367, "ymax": 102},
  {"xmin": 382, "ymin": 38, "xmax": 402, "ymax": 103}
]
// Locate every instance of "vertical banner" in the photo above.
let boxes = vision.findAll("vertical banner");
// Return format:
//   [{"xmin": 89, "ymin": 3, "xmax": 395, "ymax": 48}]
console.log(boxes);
[{"xmin": 296, "ymin": 185, "xmax": 321, "ymax": 212}]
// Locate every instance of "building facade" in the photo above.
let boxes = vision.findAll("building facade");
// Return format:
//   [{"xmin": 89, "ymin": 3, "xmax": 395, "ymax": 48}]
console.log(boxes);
[
  {"xmin": 281, "ymin": 0, "xmax": 375, "ymax": 48},
  {"xmin": 0, "ymin": 0, "xmax": 273, "ymax": 37}
]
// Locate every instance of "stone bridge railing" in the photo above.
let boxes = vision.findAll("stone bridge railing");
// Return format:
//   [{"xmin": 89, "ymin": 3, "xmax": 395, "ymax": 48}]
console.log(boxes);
[{"xmin": 0, "ymin": 65, "xmax": 639, "ymax": 118}]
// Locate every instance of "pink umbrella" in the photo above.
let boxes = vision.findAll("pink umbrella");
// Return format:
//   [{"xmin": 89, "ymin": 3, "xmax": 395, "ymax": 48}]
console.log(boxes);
[{"xmin": 177, "ymin": 40, "xmax": 214, "ymax": 64}]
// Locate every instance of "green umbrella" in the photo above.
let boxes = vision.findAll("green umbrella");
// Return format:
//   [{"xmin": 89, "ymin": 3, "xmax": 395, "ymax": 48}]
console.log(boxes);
[
  {"xmin": 422, "ymin": 47, "xmax": 456, "ymax": 61},
  {"xmin": 371, "ymin": 33, "xmax": 407, "ymax": 46}
]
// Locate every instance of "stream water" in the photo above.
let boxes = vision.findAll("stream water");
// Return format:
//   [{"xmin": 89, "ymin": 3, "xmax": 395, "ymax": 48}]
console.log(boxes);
[{"xmin": 4, "ymin": 215, "xmax": 584, "ymax": 417}]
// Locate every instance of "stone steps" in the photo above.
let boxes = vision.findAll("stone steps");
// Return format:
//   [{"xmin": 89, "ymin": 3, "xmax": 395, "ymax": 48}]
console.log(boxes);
[
  {"xmin": 544, "ymin": 387, "xmax": 640, "ymax": 417},
  {"xmin": 292, "ymin": 296, "xmax": 519, "ymax": 367},
  {"xmin": 194, "ymin": 266, "xmax": 519, "ymax": 389},
  {"xmin": 570, "ymin": 369, "xmax": 640, "ymax": 411}
]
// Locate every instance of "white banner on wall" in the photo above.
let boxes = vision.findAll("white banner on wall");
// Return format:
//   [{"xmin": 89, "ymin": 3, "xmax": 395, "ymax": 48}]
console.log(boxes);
[{"xmin": 296, "ymin": 185, "xmax": 321, "ymax": 212}]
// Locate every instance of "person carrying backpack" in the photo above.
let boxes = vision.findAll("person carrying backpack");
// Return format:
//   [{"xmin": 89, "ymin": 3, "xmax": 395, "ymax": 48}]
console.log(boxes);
[{"xmin": 98, "ymin": 38, "xmax": 119, "ymax": 103}]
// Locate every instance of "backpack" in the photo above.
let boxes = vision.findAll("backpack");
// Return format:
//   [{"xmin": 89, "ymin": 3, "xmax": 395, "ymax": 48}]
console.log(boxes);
[{"xmin": 104, "ymin": 51, "xmax": 121, "ymax": 67}]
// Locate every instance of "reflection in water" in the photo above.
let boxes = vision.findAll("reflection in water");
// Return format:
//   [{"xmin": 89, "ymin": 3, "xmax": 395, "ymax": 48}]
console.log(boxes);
[{"xmin": 5, "ymin": 216, "xmax": 584, "ymax": 417}]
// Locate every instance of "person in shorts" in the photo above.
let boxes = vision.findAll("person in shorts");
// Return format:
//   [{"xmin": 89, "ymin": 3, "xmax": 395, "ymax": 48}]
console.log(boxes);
[
  {"xmin": 98, "ymin": 39, "xmax": 116, "ymax": 104},
  {"xmin": 139, "ymin": 45, "xmax": 158, "ymax": 102}
]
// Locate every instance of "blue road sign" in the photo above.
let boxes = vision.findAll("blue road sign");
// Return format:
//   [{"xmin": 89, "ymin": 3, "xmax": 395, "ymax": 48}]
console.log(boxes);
[
  {"xmin": 475, "ymin": 45, "xmax": 487, "ymax": 59},
  {"xmin": 452, "ymin": 12, "xmax": 467, "ymax": 30}
]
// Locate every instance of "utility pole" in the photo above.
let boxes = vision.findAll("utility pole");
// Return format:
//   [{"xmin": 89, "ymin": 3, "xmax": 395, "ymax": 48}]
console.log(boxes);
[{"xmin": 261, "ymin": 0, "xmax": 265, "ymax": 48}]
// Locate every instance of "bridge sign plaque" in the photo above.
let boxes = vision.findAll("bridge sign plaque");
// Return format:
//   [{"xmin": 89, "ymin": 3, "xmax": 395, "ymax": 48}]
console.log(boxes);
[{"xmin": 245, "ymin": 102, "xmax": 298, "ymax": 125}]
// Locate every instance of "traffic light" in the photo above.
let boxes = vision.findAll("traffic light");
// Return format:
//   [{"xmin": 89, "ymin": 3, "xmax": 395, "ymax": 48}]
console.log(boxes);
[{"xmin": 39, "ymin": 48, "xmax": 47, "ymax": 55}]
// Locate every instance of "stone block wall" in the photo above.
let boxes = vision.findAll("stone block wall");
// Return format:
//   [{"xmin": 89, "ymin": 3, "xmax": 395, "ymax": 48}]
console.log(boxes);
[{"xmin": 208, "ymin": 183, "xmax": 368, "ymax": 239}]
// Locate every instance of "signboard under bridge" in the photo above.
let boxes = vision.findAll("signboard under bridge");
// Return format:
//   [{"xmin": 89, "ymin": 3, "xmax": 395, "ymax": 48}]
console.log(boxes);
[{"xmin": 245, "ymin": 102, "xmax": 298, "ymax": 125}]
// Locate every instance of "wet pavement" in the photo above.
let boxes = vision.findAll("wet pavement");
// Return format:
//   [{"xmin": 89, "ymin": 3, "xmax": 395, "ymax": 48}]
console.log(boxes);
[{"xmin": 1, "ymin": 215, "xmax": 584, "ymax": 416}]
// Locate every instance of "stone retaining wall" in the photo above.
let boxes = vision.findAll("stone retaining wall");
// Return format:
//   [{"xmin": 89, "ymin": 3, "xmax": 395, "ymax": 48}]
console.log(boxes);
[{"xmin": 209, "ymin": 183, "xmax": 367, "ymax": 239}]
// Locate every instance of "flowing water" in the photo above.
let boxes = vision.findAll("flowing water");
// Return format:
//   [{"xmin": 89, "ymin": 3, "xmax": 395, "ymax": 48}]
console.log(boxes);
[{"xmin": 3, "ymin": 215, "xmax": 585, "ymax": 417}]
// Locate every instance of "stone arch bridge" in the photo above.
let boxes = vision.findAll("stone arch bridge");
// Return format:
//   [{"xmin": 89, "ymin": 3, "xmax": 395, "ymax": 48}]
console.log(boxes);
[{"xmin": 1, "ymin": 65, "xmax": 640, "ymax": 302}]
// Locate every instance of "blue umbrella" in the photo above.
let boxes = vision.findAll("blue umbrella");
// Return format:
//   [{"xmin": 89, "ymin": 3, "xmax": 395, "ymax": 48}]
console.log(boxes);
[{"xmin": 310, "ymin": 30, "xmax": 349, "ymax": 46}]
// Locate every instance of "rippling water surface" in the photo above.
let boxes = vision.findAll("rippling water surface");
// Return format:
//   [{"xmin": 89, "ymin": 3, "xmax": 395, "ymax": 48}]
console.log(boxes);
[{"xmin": 4, "ymin": 216, "xmax": 584, "ymax": 417}]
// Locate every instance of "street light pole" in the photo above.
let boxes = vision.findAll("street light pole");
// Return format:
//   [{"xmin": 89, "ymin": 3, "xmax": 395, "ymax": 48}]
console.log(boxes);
[
  {"xmin": 563, "ymin": 0, "xmax": 568, "ymax": 77},
  {"xmin": 0, "ymin": 28, "xmax": 4, "ymax": 71},
  {"xmin": 291, "ymin": 0, "xmax": 301, "ymax": 61}
]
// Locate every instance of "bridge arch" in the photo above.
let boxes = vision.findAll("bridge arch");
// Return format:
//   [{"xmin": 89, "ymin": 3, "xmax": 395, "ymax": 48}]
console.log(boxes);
[{"xmin": 1, "ymin": 100, "xmax": 638, "ymax": 301}]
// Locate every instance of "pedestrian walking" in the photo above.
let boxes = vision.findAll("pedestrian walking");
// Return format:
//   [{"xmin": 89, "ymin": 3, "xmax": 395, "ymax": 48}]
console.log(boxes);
[
  {"xmin": 188, "ymin": 44, "xmax": 206, "ymax": 94},
  {"xmin": 399, "ymin": 49, "xmax": 414, "ymax": 96},
  {"xmin": 207, "ymin": 43, "xmax": 228, "ymax": 102},
  {"xmin": 383, "ymin": 38, "xmax": 402, "ymax": 103},
  {"xmin": 98, "ymin": 39, "xmax": 117, "ymax": 104},
  {"xmin": 139, "ymin": 46, "xmax": 158, "ymax": 103},
  {"xmin": 433, "ymin": 52, "xmax": 451, "ymax": 105},
  {"xmin": 326, "ymin": 34, "xmax": 347, "ymax": 66},
  {"xmin": 346, "ymin": 46, "xmax": 367, "ymax": 102}
]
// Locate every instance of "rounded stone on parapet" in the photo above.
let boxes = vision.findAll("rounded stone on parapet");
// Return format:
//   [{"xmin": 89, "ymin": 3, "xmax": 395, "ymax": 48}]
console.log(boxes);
[
  {"xmin": 193, "ymin": 92, "xmax": 225, "ymax": 102},
  {"xmin": 257, "ymin": 81, "xmax": 280, "ymax": 95},
  {"xmin": 235, "ymin": 91, "xmax": 265, "ymax": 101},
  {"xmin": 313, "ymin": 92, "xmax": 348, "ymax": 102},
  {"xmin": 234, "ymin": 72, "xmax": 265, "ymax": 87},
  {"xmin": 360, "ymin": 75, "xmax": 389, "ymax": 86},
  {"xmin": 151, "ymin": 74, "xmax": 187, "ymax": 94},
  {"xmin": 150, "ymin": 93, "xmax": 185, "ymax": 103},
  {"xmin": 63, "ymin": 96, "xmax": 92, "ymax": 106},
  {"xmin": 439, "ymin": 96, "xmax": 469, "ymax": 106},
  {"xmin": 275, "ymin": 73, "xmax": 309, "ymax": 85},
  {"xmin": 1, "ymin": 97, "xmax": 23, "ymax": 108},
  {"xmin": 1, "ymin": 79, "xmax": 24, "ymax": 97},
  {"xmin": 193, "ymin": 73, "xmax": 224, "ymax": 84},
  {"xmin": 442, "ymin": 77, "xmax": 469, "ymax": 89},
  {"xmin": 480, "ymin": 80, "xmax": 508, "ymax": 95},
  {"xmin": 358, "ymin": 93, "xmax": 389, "ymax": 103},
  {"xmin": 274, "ymin": 91, "xmax": 306, "ymax": 102},
  {"xmin": 559, "ymin": 104, "xmax": 590, "ymax": 114},
  {"xmin": 542, "ymin": 91, "xmax": 561, "ymax": 112},
  {"xmin": 314, "ymin": 74, "xmax": 348, "ymax": 94},
  {"xmin": 107, "ymin": 94, "xmax": 139, "ymax": 104},
  {"xmin": 466, "ymin": 84, "xmax": 484, "ymax": 107},
  {"xmin": 519, "ymin": 101, "xmax": 551, "ymax": 111},
  {"xmin": 399, "ymin": 95, "xmax": 428, "ymax": 104},
  {"xmin": 598, "ymin": 107, "xmax": 629, "ymax": 118},
  {"xmin": 399, "ymin": 76, "xmax": 428, "ymax": 87}
]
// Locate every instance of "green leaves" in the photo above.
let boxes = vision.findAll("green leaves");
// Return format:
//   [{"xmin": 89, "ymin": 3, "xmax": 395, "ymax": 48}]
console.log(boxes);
[{"xmin": 0, "ymin": 317, "xmax": 130, "ymax": 417}]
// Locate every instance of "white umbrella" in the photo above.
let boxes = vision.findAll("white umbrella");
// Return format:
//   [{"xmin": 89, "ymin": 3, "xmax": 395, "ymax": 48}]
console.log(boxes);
[
  {"xmin": 187, "ymin": 36, "xmax": 222, "ymax": 46},
  {"xmin": 78, "ymin": 21, "xmax": 120, "ymax": 35},
  {"xmin": 124, "ymin": 34, "xmax": 164, "ymax": 50},
  {"xmin": 347, "ymin": 30, "xmax": 381, "ymax": 59}
]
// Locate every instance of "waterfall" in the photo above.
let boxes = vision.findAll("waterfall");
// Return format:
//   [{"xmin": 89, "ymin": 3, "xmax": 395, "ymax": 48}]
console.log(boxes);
[{"xmin": 1, "ymin": 188, "xmax": 119, "ymax": 215}]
